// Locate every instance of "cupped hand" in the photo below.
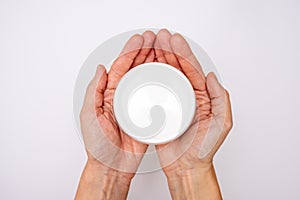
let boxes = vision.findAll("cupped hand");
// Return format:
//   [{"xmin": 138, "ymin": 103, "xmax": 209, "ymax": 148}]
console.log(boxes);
[
  {"xmin": 154, "ymin": 29, "xmax": 233, "ymax": 175},
  {"xmin": 80, "ymin": 31, "xmax": 156, "ymax": 177}
]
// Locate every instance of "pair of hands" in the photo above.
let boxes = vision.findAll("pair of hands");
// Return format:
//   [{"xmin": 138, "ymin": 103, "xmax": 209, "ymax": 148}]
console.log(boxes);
[{"xmin": 77, "ymin": 29, "xmax": 232, "ymax": 200}]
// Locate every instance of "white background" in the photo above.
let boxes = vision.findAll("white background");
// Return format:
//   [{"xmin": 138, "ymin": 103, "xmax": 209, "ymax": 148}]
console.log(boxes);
[{"xmin": 0, "ymin": 0, "xmax": 299, "ymax": 199}]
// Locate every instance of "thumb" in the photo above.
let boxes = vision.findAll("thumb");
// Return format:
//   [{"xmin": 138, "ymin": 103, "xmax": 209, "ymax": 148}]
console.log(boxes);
[
  {"xmin": 206, "ymin": 72, "xmax": 232, "ymax": 130},
  {"xmin": 197, "ymin": 72, "xmax": 233, "ymax": 159},
  {"xmin": 206, "ymin": 72, "xmax": 224, "ymax": 98},
  {"xmin": 81, "ymin": 65, "xmax": 107, "ymax": 115}
]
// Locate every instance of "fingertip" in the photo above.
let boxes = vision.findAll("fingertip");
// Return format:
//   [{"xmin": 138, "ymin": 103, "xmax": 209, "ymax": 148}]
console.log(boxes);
[
  {"xmin": 159, "ymin": 30, "xmax": 173, "ymax": 45},
  {"xmin": 124, "ymin": 34, "xmax": 144, "ymax": 49},
  {"xmin": 131, "ymin": 33, "xmax": 143, "ymax": 40},
  {"xmin": 170, "ymin": 33, "xmax": 186, "ymax": 54},
  {"xmin": 142, "ymin": 30, "xmax": 156, "ymax": 48},
  {"xmin": 157, "ymin": 29, "xmax": 172, "ymax": 49},
  {"xmin": 96, "ymin": 65, "xmax": 108, "ymax": 85},
  {"xmin": 159, "ymin": 28, "xmax": 170, "ymax": 33},
  {"xmin": 133, "ymin": 34, "xmax": 144, "ymax": 43},
  {"xmin": 96, "ymin": 65, "xmax": 108, "ymax": 93},
  {"xmin": 207, "ymin": 71, "xmax": 216, "ymax": 77},
  {"xmin": 96, "ymin": 64, "xmax": 106, "ymax": 72},
  {"xmin": 95, "ymin": 65, "xmax": 106, "ymax": 77},
  {"xmin": 206, "ymin": 72, "xmax": 226, "ymax": 99},
  {"xmin": 87, "ymin": 65, "xmax": 106, "ymax": 94},
  {"xmin": 170, "ymin": 33, "xmax": 184, "ymax": 43},
  {"xmin": 133, "ymin": 34, "xmax": 144, "ymax": 46},
  {"xmin": 142, "ymin": 30, "xmax": 155, "ymax": 38},
  {"xmin": 119, "ymin": 34, "xmax": 144, "ymax": 58},
  {"xmin": 206, "ymin": 72, "xmax": 219, "ymax": 92},
  {"xmin": 207, "ymin": 72, "xmax": 217, "ymax": 82},
  {"xmin": 157, "ymin": 29, "xmax": 172, "ymax": 38}
]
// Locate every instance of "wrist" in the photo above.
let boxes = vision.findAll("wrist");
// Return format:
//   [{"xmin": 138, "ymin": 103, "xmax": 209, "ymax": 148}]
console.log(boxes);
[
  {"xmin": 75, "ymin": 160, "xmax": 133, "ymax": 200},
  {"xmin": 86, "ymin": 158, "xmax": 134, "ymax": 184},
  {"xmin": 164, "ymin": 160, "xmax": 213, "ymax": 179},
  {"xmin": 164, "ymin": 162, "xmax": 222, "ymax": 200}
]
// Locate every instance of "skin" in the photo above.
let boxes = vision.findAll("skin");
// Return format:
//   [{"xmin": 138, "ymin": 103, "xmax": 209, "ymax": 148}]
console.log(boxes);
[
  {"xmin": 154, "ymin": 29, "xmax": 233, "ymax": 200},
  {"xmin": 75, "ymin": 31, "xmax": 156, "ymax": 199},
  {"xmin": 75, "ymin": 29, "xmax": 233, "ymax": 200}
]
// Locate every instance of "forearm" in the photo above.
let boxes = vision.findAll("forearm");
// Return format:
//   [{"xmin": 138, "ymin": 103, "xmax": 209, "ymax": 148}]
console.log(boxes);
[
  {"xmin": 165, "ymin": 164, "xmax": 222, "ymax": 200},
  {"xmin": 75, "ymin": 160, "xmax": 132, "ymax": 200}
]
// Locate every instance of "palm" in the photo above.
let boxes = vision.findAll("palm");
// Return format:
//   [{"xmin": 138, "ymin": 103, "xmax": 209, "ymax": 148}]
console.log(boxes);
[
  {"xmin": 153, "ymin": 30, "xmax": 232, "ymax": 171},
  {"xmin": 97, "ymin": 87, "xmax": 147, "ymax": 153},
  {"xmin": 81, "ymin": 31, "xmax": 156, "ymax": 173}
]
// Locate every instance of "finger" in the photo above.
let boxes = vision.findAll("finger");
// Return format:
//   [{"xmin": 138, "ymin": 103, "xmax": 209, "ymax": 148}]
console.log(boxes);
[
  {"xmin": 132, "ymin": 31, "xmax": 155, "ymax": 67},
  {"xmin": 156, "ymin": 29, "xmax": 181, "ymax": 71},
  {"xmin": 107, "ymin": 34, "xmax": 143, "ymax": 89},
  {"xmin": 82, "ymin": 65, "xmax": 107, "ymax": 114},
  {"xmin": 204, "ymin": 72, "xmax": 233, "ymax": 159},
  {"xmin": 145, "ymin": 48, "xmax": 155, "ymax": 63},
  {"xmin": 95, "ymin": 65, "xmax": 108, "ymax": 112},
  {"xmin": 170, "ymin": 33, "xmax": 206, "ymax": 91},
  {"xmin": 206, "ymin": 72, "xmax": 232, "ymax": 127},
  {"xmin": 154, "ymin": 37, "xmax": 167, "ymax": 63}
]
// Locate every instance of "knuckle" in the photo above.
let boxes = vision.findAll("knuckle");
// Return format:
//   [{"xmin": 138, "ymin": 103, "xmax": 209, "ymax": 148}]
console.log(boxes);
[
  {"xmin": 224, "ymin": 89, "xmax": 230, "ymax": 98},
  {"xmin": 79, "ymin": 109, "xmax": 86, "ymax": 121},
  {"xmin": 224, "ymin": 118, "xmax": 233, "ymax": 132}
]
